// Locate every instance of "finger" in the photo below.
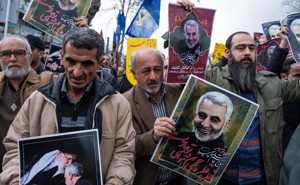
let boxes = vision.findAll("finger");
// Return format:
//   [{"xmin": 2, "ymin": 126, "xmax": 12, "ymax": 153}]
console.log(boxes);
[
  {"xmin": 154, "ymin": 119, "xmax": 176, "ymax": 131},
  {"xmin": 154, "ymin": 124, "xmax": 175, "ymax": 134},
  {"xmin": 155, "ymin": 130, "xmax": 171, "ymax": 138}
]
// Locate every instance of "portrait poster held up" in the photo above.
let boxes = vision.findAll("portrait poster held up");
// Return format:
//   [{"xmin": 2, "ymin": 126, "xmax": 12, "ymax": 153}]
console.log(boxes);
[
  {"xmin": 23, "ymin": 0, "xmax": 91, "ymax": 40},
  {"xmin": 167, "ymin": 4, "xmax": 215, "ymax": 83},
  {"xmin": 261, "ymin": 21, "xmax": 281, "ymax": 40},
  {"xmin": 256, "ymin": 38, "xmax": 281, "ymax": 71},
  {"xmin": 151, "ymin": 75, "xmax": 259, "ymax": 185},
  {"xmin": 19, "ymin": 130, "xmax": 102, "ymax": 185},
  {"xmin": 281, "ymin": 12, "xmax": 300, "ymax": 63},
  {"xmin": 44, "ymin": 43, "xmax": 64, "ymax": 74}
]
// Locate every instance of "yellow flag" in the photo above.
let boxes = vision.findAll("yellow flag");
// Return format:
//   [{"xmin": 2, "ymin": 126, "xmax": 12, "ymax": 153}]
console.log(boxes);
[{"xmin": 212, "ymin": 43, "xmax": 225, "ymax": 64}]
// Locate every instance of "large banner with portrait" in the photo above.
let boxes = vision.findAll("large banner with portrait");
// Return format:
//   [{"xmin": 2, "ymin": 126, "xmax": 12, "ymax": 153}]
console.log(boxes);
[
  {"xmin": 18, "ymin": 130, "xmax": 102, "ymax": 185},
  {"xmin": 23, "ymin": 0, "xmax": 91, "ymax": 40},
  {"xmin": 167, "ymin": 4, "xmax": 215, "ymax": 83},
  {"xmin": 281, "ymin": 12, "xmax": 300, "ymax": 63},
  {"xmin": 151, "ymin": 75, "xmax": 259, "ymax": 185}
]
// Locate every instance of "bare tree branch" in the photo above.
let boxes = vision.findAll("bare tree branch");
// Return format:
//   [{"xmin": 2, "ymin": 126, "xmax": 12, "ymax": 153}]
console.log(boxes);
[{"xmin": 281, "ymin": 0, "xmax": 300, "ymax": 13}]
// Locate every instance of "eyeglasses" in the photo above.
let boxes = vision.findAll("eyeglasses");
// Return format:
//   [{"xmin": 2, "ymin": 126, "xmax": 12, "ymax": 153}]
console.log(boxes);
[{"xmin": 0, "ymin": 50, "xmax": 29, "ymax": 60}]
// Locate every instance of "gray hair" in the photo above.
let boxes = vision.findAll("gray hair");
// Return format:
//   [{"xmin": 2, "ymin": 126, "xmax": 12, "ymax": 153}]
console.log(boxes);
[
  {"xmin": 64, "ymin": 162, "xmax": 84, "ymax": 177},
  {"xmin": 291, "ymin": 19, "xmax": 300, "ymax": 31},
  {"xmin": 0, "ymin": 35, "xmax": 32, "ymax": 54},
  {"xmin": 130, "ymin": 47, "xmax": 164, "ymax": 71},
  {"xmin": 196, "ymin": 91, "xmax": 233, "ymax": 122},
  {"xmin": 184, "ymin": 19, "xmax": 199, "ymax": 34},
  {"xmin": 62, "ymin": 27, "xmax": 104, "ymax": 61}
]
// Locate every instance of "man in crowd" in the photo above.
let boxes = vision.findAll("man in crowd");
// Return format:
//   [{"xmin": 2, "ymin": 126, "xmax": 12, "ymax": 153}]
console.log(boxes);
[
  {"xmin": 0, "ymin": 28, "xmax": 135, "ymax": 185},
  {"xmin": 26, "ymin": 34, "xmax": 47, "ymax": 74},
  {"xmin": 123, "ymin": 47, "xmax": 183, "ymax": 185},
  {"xmin": 122, "ymin": 1, "xmax": 194, "ymax": 184},
  {"xmin": 265, "ymin": 25, "xmax": 300, "ymax": 153},
  {"xmin": 206, "ymin": 31, "xmax": 300, "ymax": 185},
  {"xmin": 0, "ymin": 36, "xmax": 55, "ymax": 173}
]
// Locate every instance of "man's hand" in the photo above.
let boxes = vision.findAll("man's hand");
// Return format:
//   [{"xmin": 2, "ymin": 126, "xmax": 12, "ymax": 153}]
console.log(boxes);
[
  {"xmin": 153, "ymin": 117, "xmax": 176, "ymax": 142},
  {"xmin": 278, "ymin": 24, "xmax": 289, "ymax": 49},
  {"xmin": 75, "ymin": 16, "xmax": 89, "ymax": 27},
  {"xmin": 177, "ymin": 0, "xmax": 195, "ymax": 11}
]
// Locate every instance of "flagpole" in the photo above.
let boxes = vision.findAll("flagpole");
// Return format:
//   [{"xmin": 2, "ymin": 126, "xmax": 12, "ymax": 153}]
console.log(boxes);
[{"xmin": 4, "ymin": 0, "xmax": 12, "ymax": 37}]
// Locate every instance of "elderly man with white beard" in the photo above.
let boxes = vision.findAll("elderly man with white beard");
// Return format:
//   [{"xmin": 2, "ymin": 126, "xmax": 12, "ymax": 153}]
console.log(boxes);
[
  {"xmin": 0, "ymin": 36, "xmax": 55, "ymax": 173},
  {"xmin": 206, "ymin": 31, "xmax": 300, "ymax": 185}
]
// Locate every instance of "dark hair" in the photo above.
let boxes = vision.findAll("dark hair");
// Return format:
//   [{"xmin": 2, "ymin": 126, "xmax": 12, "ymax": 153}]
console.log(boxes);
[
  {"xmin": 62, "ymin": 27, "xmax": 104, "ymax": 61},
  {"xmin": 281, "ymin": 57, "xmax": 297, "ymax": 75},
  {"xmin": 225, "ymin": 31, "xmax": 251, "ymax": 50},
  {"xmin": 26, "ymin": 34, "xmax": 45, "ymax": 51}
]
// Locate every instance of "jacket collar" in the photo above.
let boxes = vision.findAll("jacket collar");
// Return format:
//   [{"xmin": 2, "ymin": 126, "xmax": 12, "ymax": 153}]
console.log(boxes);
[{"xmin": 133, "ymin": 83, "xmax": 179, "ymax": 130}]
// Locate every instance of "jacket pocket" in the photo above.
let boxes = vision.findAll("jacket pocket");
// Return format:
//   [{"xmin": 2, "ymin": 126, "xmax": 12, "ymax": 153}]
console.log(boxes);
[{"xmin": 264, "ymin": 97, "xmax": 284, "ymax": 134}]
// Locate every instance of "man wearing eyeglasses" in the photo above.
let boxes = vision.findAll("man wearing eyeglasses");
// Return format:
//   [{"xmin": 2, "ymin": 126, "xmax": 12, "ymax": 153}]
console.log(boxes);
[{"xmin": 0, "ymin": 36, "xmax": 55, "ymax": 173}]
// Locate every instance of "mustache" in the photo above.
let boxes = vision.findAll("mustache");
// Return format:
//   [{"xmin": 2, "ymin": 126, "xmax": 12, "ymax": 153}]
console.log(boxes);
[
  {"xmin": 240, "ymin": 56, "xmax": 253, "ymax": 63},
  {"xmin": 196, "ymin": 124, "xmax": 212, "ymax": 132},
  {"xmin": 69, "ymin": 73, "xmax": 85, "ymax": 80},
  {"xmin": 7, "ymin": 63, "xmax": 22, "ymax": 68},
  {"xmin": 148, "ymin": 79, "xmax": 157, "ymax": 85}
]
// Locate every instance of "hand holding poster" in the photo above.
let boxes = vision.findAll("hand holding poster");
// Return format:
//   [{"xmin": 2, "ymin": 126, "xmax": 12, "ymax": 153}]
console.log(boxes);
[
  {"xmin": 167, "ymin": 3, "xmax": 215, "ymax": 83},
  {"xmin": 23, "ymin": 0, "xmax": 91, "ymax": 40},
  {"xmin": 151, "ymin": 75, "xmax": 259, "ymax": 185}
]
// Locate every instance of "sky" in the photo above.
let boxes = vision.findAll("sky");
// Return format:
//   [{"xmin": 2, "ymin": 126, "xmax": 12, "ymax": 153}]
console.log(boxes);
[{"xmin": 91, "ymin": 0, "xmax": 288, "ymax": 57}]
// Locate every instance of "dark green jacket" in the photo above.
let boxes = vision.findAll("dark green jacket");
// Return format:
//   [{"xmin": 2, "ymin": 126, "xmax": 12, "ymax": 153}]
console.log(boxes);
[
  {"xmin": 280, "ymin": 124, "xmax": 300, "ymax": 185},
  {"xmin": 206, "ymin": 65, "xmax": 300, "ymax": 185}
]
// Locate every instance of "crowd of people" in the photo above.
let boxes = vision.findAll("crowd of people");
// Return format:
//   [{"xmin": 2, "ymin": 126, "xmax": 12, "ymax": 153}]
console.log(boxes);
[{"xmin": 1, "ymin": 0, "xmax": 300, "ymax": 185}]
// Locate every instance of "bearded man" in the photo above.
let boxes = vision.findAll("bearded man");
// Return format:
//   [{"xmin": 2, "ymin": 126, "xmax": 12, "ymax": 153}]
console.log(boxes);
[
  {"xmin": 206, "ymin": 31, "xmax": 300, "ymax": 185},
  {"xmin": 0, "ymin": 36, "xmax": 55, "ymax": 173}
]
